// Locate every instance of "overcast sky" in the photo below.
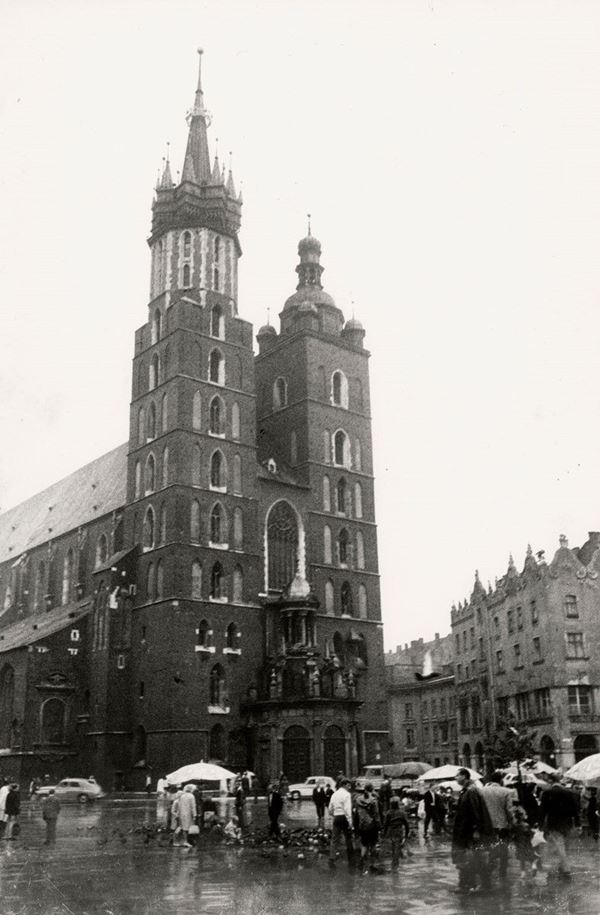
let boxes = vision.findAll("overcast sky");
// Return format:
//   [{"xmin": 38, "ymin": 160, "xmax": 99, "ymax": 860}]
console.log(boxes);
[{"xmin": 1, "ymin": 0, "xmax": 600, "ymax": 651}]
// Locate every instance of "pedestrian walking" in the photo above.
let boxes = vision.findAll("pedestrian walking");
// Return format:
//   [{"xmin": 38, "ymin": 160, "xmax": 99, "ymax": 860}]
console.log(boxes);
[
  {"xmin": 241, "ymin": 771, "xmax": 251, "ymax": 795},
  {"xmin": 451, "ymin": 767, "xmax": 494, "ymax": 895},
  {"xmin": 312, "ymin": 779, "xmax": 328, "ymax": 829},
  {"xmin": 328, "ymin": 777, "xmax": 354, "ymax": 867},
  {"xmin": 267, "ymin": 783, "xmax": 284, "ymax": 841},
  {"xmin": 482, "ymin": 771, "xmax": 514, "ymax": 883},
  {"xmin": 173, "ymin": 784, "xmax": 196, "ymax": 847},
  {"xmin": 234, "ymin": 781, "xmax": 246, "ymax": 830},
  {"xmin": 586, "ymin": 787, "xmax": 599, "ymax": 840},
  {"xmin": 41, "ymin": 790, "xmax": 60, "ymax": 845},
  {"xmin": 540, "ymin": 773, "xmax": 580, "ymax": 880},
  {"xmin": 423, "ymin": 786, "xmax": 438, "ymax": 837},
  {"xmin": 354, "ymin": 782, "xmax": 381, "ymax": 873},
  {"xmin": 383, "ymin": 796, "xmax": 410, "ymax": 868},
  {"xmin": 4, "ymin": 784, "xmax": 21, "ymax": 840},
  {"xmin": 512, "ymin": 805, "xmax": 542, "ymax": 878},
  {"xmin": 145, "ymin": 774, "xmax": 152, "ymax": 796}
]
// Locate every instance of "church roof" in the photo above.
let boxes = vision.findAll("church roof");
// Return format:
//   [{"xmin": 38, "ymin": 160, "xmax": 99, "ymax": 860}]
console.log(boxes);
[
  {"xmin": 0, "ymin": 597, "xmax": 93, "ymax": 654},
  {"xmin": 0, "ymin": 443, "xmax": 127, "ymax": 564}
]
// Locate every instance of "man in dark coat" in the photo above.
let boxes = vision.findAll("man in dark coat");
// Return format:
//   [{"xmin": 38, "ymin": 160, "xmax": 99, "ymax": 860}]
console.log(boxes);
[
  {"xmin": 267, "ymin": 783, "xmax": 284, "ymax": 841},
  {"xmin": 540, "ymin": 773, "xmax": 580, "ymax": 879},
  {"xmin": 41, "ymin": 789, "xmax": 61, "ymax": 845},
  {"xmin": 312, "ymin": 779, "xmax": 328, "ymax": 829},
  {"xmin": 451, "ymin": 768, "xmax": 494, "ymax": 893},
  {"xmin": 5, "ymin": 784, "xmax": 21, "ymax": 840}
]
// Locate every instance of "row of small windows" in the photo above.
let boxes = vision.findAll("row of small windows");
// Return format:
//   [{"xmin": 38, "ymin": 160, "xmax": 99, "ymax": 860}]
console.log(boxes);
[
  {"xmin": 134, "ymin": 447, "xmax": 243, "ymax": 500},
  {"xmin": 191, "ymin": 562, "xmax": 244, "ymax": 603},
  {"xmin": 138, "ymin": 344, "xmax": 227, "ymax": 398},
  {"xmin": 193, "ymin": 393, "xmax": 241, "ymax": 440},
  {"xmin": 179, "ymin": 232, "xmax": 224, "ymax": 293},
  {"xmin": 323, "ymin": 580, "xmax": 368, "ymax": 619},
  {"xmin": 322, "ymin": 477, "xmax": 363, "ymax": 518},
  {"xmin": 457, "ymin": 595, "xmax": 579, "ymax": 654},
  {"xmin": 134, "ymin": 449, "xmax": 169, "ymax": 498},
  {"xmin": 323, "ymin": 526, "xmax": 366, "ymax": 569},
  {"xmin": 190, "ymin": 501, "xmax": 243, "ymax": 548},
  {"xmin": 196, "ymin": 620, "xmax": 241, "ymax": 651},
  {"xmin": 272, "ymin": 370, "xmax": 350, "ymax": 412}
]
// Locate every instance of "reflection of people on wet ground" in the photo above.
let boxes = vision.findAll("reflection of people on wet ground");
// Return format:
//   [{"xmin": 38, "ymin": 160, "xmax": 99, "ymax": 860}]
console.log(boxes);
[
  {"xmin": 41, "ymin": 790, "xmax": 60, "ymax": 845},
  {"xmin": 224, "ymin": 815, "xmax": 243, "ymax": 844},
  {"xmin": 383, "ymin": 797, "xmax": 410, "ymax": 868},
  {"xmin": 267, "ymin": 784, "xmax": 284, "ymax": 841},
  {"xmin": 328, "ymin": 778, "xmax": 354, "ymax": 867},
  {"xmin": 235, "ymin": 782, "xmax": 245, "ymax": 830},
  {"xmin": 312, "ymin": 779, "xmax": 328, "ymax": 829},
  {"xmin": 354, "ymin": 782, "xmax": 381, "ymax": 874}
]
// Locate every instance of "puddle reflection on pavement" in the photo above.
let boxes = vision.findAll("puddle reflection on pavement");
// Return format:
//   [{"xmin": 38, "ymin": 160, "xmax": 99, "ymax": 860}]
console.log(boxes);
[{"xmin": 1, "ymin": 799, "xmax": 599, "ymax": 914}]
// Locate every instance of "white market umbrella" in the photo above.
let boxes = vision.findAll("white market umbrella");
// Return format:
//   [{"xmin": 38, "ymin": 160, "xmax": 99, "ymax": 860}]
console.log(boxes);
[
  {"xmin": 166, "ymin": 761, "xmax": 236, "ymax": 785},
  {"xmin": 506, "ymin": 760, "xmax": 557, "ymax": 776},
  {"xmin": 564, "ymin": 753, "xmax": 600, "ymax": 787},
  {"xmin": 420, "ymin": 764, "xmax": 482, "ymax": 782}
]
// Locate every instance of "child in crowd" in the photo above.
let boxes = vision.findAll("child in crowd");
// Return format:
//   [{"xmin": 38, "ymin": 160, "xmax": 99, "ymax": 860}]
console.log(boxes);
[
  {"xmin": 383, "ymin": 796, "xmax": 410, "ymax": 868},
  {"xmin": 512, "ymin": 805, "xmax": 542, "ymax": 877}
]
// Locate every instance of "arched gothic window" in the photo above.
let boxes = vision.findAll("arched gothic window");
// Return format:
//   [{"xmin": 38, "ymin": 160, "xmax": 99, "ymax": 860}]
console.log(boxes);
[
  {"xmin": 226, "ymin": 621, "xmax": 239, "ymax": 648},
  {"xmin": 143, "ymin": 507, "xmax": 155, "ymax": 550},
  {"xmin": 152, "ymin": 309, "xmax": 161, "ymax": 344},
  {"xmin": 209, "ymin": 349, "xmax": 224, "ymax": 385},
  {"xmin": 162, "ymin": 446, "xmax": 169, "ymax": 488},
  {"xmin": 325, "ymin": 580, "xmax": 334, "ymax": 615},
  {"xmin": 210, "ymin": 562, "xmax": 224, "ymax": 600},
  {"xmin": 192, "ymin": 391, "xmax": 202, "ymax": 431},
  {"xmin": 41, "ymin": 697, "xmax": 66, "ymax": 745},
  {"xmin": 148, "ymin": 401, "xmax": 156, "ymax": 439},
  {"xmin": 149, "ymin": 353, "xmax": 160, "ymax": 391},
  {"xmin": 331, "ymin": 370, "xmax": 349, "ymax": 408},
  {"xmin": 232, "ymin": 566, "xmax": 243, "ymax": 604},
  {"xmin": 62, "ymin": 549, "xmax": 74, "ymax": 606},
  {"xmin": 190, "ymin": 500, "xmax": 201, "ymax": 542},
  {"xmin": 197, "ymin": 618, "xmax": 210, "ymax": 647},
  {"xmin": 191, "ymin": 561, "xmax": 202, "ymax": 599},
  {"xmin": 334, "ymin": 430, "xmax": 351, "ymax": 467},
  {"xmin": 209, "ymin": 663, "xmax": 227, "ymax": 707},
  {"xmin": 358, "ymin": 584, "xmax": 368, "ymax": 619},
  {"xmin": 145, "ymin": 453, "xmax": 156, "ymax": 493},
  {"xmin": 211, "ymin": 304, "xmax": 224, "ymax": 339},
  {"xmin": 231, "ymin": 402, "xmax": 240, "ymax": 440},
  {"xmin": 192, "ymin": 445, "xmax": 201, "ymax": 486},
  {"xmin": 267, "ymin": 501, "xmax": 299, "ymax": 590},
  {"xmin": 323, "ymin": 525, "xmax": 332, "ymax": 564},
  {"xmin": 273, "ymin": 377, "xmax": 287, "ymax": 410},
  {"xmin": 156, "ymin": 560, "xmax": 164, "ymax": 599},
  {"xmin": 183, "ymin": 231, "xmax": 191, "ymax": 259},
  {"xmin": 161, "ymin": 393, "xmax": 168, "ymax": 433},
  {"xmin": 232, "ymin": 454, "xmax": 242, "ymax": 494},
  {"xmin": 355, "ymin": 482, "xmax": 363, "ymax": 519},
  {"xmin": 322, "ymin": 476, "xmax": 331, "ymax": 511},
  {"xmin": 209, "ymin": 396, "xmax": 223, "ymax": 434},
  {"xmin": 336, "ymin": 478, "xmax": 347, "ymax": 514},
  {"xmin": 134, "ymin": 461, "xmax": 141, "ymax": 498},
  {"xmin": 210, "ymin": 503, "xmax": 225, "ymax": 544},
  {"xmin": 338, "ymin": 528, "xmax": 350, "ymax": 565},
  {"xmin": 182, "ymin": 263, "xmax": 191, "ymax": 287},
  {"xmin": 210, "ymin": 450, "xmax": 226, "ymax": 489},
  {"xmin": 233, "ymin": 507, "xmax": 243, "ymax": 550},
  {"xmin": 96, "ymin": 534, "xmax": 108, "ymax": 569},
  {"xmin": 356, "ymin": 531, "xmax": 365, "ymax": 569},
  {"xmin": 341, "ymin": 582, "xmax": 353, "ymax": 617},
  {"xmin": 137, "ymin": 407, "xmax": 145, "ymax": 446}
]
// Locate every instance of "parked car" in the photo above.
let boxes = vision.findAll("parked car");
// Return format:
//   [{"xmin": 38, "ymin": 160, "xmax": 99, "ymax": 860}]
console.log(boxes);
[
  {"xmin": 35, "ymin": 778, "xmax": 105, "ymax": 803},
  {"xmin": 354, "ymin": 762, "xmax": 431, "ymax": 793},
  {"xmin": 287, "ymin": 776, "xmax": 336, "ymax": 801}
]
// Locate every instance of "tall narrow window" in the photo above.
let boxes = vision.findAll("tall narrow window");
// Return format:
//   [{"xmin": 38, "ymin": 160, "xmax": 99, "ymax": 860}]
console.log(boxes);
[
  {"xmin": 134, "ymin": 461, "xmax": 141, "ymax": 498},
  {"xmin": 145, "ymin": 454, "xmax": 156, "ymax": 493},
  {"xmin": 273, "ymin": 377, "xmax": 287, "ymax": 410},
  {"xmin": 210, "ymin": 503, "xmax": 225, "ymax": 544},
  {"xmin": 152, "ymin": 309, "xmax": 161, "ymax": 344},
  {"xmin": 233, "ymin": 507, "xmax": 243, "ymax": 550},
  {"xmin": 231, "ymin": 402, "xmax": 240, "ymax": 440},
  {"xmin": 96, "ymin": 534, "xmax": 108, "ymax": 568},
  {"xmin": 336, "ymin": 478, "xmax": 347, "ymax": 514},
  {"xmin": 191, "ymin": 561, "xmax": 202, "ymax": 599},
  {"xmin": 190, "ymin": 500, "xmax": 201, "ymax": 542},
  {"xmin": 355, "ymin": 483, "xmax": 363, "ymax": 519},
  {"xmin": 355, "ymin": 438, "xmax": 362, "ymax": 472},
  {"xmin": 161, "ymin": 393, "xmax": 168, "ymax": 433},
  {"xmin": 331, "ymin": 370, "xmax": 348, "ymax": 408},
  {"xmin": 35, "ymin": 562, "xmax": 45, "ymax": 610},
  {"xmin": 62, "ymin": 549, "xmax": 74, "ymax": 606},
  {"xmin": 213, "ymin": 235, "xmax": 221, "ymax": 292},
  {"xmin": 192, "ymin": 445, "xmax": 201, "ymax": 485},
  {"xmin": 211, "ymin": 305, "xmax": 224, "ymax": 339},
  {"xmin": 159, "ymin": 503, "xmax": 167, "ymax": 544},
  {"xmin": 334, "ymin": 430, "xmax": 350, "ymax": 467},
  {"xmin": 150, "ymin": 354, "xmax": 160, "ymax": 391},
  {"xmin": 338, "ymin": 529, "xmax": 350, "ymax": 565},
  {"xmin": 323, "ymin": 476, "xmax": 331, "ymax": 512},
  {"xmin": 156, "ymin": 560, "xmax": 164, "ymax": 599},
  {"xmin": 182, "ymin": 263, "xmax": 191, "ymax": 287},
  {"xmin": 146, "ymin": 563, "xmax": 155, "ymax": 600},
  {"xmin": 162, "ymin": 446, "xmax": 169, "ymax": 488},
  {"xmin": 209, "ymin": 396, "xmax": 223, "ymax": 434},
  {"xmin": 197, "ymin": 619, "xmax": 209, "ymax": 647},
  {"xmin": 210, "ymin": 451, "xmax": 225, "ymax": 489},
  {"xmin": 325, "ymin": 580, "xmax": 334, "ymax": 615},
  {"xmin": 210, "ymin": 562, "xmax": 224, "ymax": 599},
  {"xmin": 323, "ymin": 525, "xmax": 332, "ymax": 564},
  {"xmin": 358, "ymin": 584, "xmax": 368, "ymax": 619},
  {"xmin": 137, "ymin": 408, "xmax": 145, "ymax": 446},
  {"xmin": 341, "ymin": 582, "xmax": 353, "ymax": 616},
  {"xmin": 232, "ymin": 454, "xmax": 242, "ymax": 494},
  {"xmin": 148, "ymin": 402, "xmax": 156, "ymax": 439},
  {"xmin": 226, "ymin": 622, "xmax": 239, "ymax": 648},
  {"xmin": 232, "ymin": 566, "xmax": 243, "ymax": 603},
  {"xmin": 266, "ymin": 501, "xmax": 299, "ymax": 591},
  {"xmin": 323, "ymin": 430, "xmax": 330, "ymax": 463},
  {"xmin": 143, "ymin": 507, "xmax": 155, "ymax": 550},
  {"xmin": 209, "ymin": 349, "xmax": 224, "ymax": 384},
  {"xmin": 356, "ymin": 530, "xmax": 365, "ymax": 569},
  {"xmin": 192, "ymin": 391, "xmax": 202, "ymax": 431},
  {"xmin": 209, "ymin": 663, "xmax": 227, "ymax": 707}
]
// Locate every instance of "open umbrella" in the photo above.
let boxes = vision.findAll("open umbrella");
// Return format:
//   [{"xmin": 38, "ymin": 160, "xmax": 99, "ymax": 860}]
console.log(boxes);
[
  {"xmin": 166, "ymin": 761, "xmax": 236, "ymax": 785},
  {"xmin": 387, "ymin": 761, "xmax": 432, "ymax": 779},
  {"xmin": 420, "ymin": 764, "xmax": 482, "ymax": 782},
  {"xmin": 565, "ymin": 753, "xmax": 600, "ymax": 787}
]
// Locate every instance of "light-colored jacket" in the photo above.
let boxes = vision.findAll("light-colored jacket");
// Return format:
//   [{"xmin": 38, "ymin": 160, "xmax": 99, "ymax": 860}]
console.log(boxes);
[
  {"xmin": 483, "ymin": 783, "xmax": 514, "ymax": 830},
  {"xmin": 0, "ymin": 785, "xmax": 9, "ymax": 822},
  {"xmin": 328, "ymin": 786, "xmax": 352, "ymax": 822}
]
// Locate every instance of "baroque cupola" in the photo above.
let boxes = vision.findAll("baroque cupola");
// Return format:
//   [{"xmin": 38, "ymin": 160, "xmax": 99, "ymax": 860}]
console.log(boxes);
[{"xmin": 280, "ymin": 220, "xmax": 344, "ymax": 336}]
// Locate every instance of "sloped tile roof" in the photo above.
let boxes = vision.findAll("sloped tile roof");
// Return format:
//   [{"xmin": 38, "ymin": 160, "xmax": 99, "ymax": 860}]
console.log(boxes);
[
  {"xmin": 0, "ymin": 598, "xmax": 93, "ymax": 654},
  {"xmin": 0, "ymin": 443, "xmax": 128, "ymax": 564}
]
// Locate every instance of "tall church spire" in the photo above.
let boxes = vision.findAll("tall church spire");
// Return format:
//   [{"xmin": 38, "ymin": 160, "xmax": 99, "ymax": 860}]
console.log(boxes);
[{"xmin": 181, "ymin": 49, "xmax": 212, "ymax": 185}]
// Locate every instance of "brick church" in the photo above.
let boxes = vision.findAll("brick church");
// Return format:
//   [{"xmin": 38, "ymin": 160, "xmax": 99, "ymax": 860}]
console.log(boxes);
[{"xmin": 0, "ymin": 53, "xmax": 389, "ymax": 789}]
